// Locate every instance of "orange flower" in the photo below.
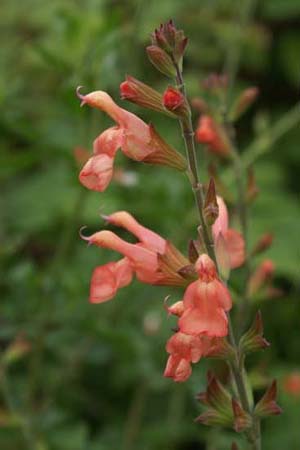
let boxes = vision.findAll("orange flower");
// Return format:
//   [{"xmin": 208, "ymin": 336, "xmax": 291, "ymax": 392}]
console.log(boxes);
[
  {"xmin": 83, "ymin": 211, "xmax": 189, "ymax": 303},
  {"xmin": 212, "ymin": 196, "xmax": 245, "ymax": 270},
  {"xmin": 77, "ymin": 88, "xmax": 186, "ymax": 191},
  {"xmin": 178, "ymin": 255, "xmax": 232, "ymax": 337}
]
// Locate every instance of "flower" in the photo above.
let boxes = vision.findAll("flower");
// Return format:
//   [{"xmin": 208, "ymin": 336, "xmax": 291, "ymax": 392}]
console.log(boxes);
[
  {"xmin": 164, "ymin": 331, "xmax": 221, "ymax": 382},
  {"xmin": 77, "ymin": 88, "xmax": 186, "ymax": 192},
  {"xmin": 82, "ymin": 211, "xmax": 189, "ymax": 303},
  {"xmin": 195, "ymin": 115, "xmax": 231, "ymax": 157},
  {"xmin": 178, "ymin": 254, "xmax": 232, "ymax": 337},
  {"xmin": 212, "ymin": 196, "xmax": 245, "ymax": 270}
]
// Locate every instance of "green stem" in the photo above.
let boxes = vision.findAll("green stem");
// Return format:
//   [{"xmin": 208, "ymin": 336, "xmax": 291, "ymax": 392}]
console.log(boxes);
[
  {"xmin": 173, "ymin": 62, "xmax": 261, "ymax": 450},
  {"xmin": 173, "ymin": 62, "xmax": 216, "ymax": 264}
]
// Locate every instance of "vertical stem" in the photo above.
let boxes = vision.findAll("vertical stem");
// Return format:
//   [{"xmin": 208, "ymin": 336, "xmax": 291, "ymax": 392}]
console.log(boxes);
[
  {"xmin": 172, "ymin": 61, "xmax": 261, "ymax": 450},
  {"xmin": 174, "ymin": 63, "xmax": 216, "ymax": 264}
]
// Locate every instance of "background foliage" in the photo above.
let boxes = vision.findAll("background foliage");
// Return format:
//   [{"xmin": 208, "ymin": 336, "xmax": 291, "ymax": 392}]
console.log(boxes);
[{"xmin": 1, "ymin": 0, "xmax": 300, "ymax": 448}]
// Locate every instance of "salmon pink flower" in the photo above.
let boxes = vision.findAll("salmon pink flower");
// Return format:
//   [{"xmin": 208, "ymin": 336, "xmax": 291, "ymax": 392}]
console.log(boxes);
[
  {"xmin": 195, "ymin": 115, "xmax": 231, "ymax": 157},
  {"xmin": 83, "ymin": 211, "xmax": 190, "ymax": 303},
  {"xmin": 212, "ymin": 196, "xmax": 245, "ymax": 270},
  {"xmin": 178, "ymin": 254, "xmax": 232, "ymax": 337},
  {"xmin": 77, "ymin": 88, "xmax": 186, "ymax": 192},
  {"xmin": 164, "ymin": 331, "xmax": 222, "ymax": 382}
]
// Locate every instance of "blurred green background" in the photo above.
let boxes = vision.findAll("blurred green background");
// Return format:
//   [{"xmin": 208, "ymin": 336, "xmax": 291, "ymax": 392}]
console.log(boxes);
[{"xmin": 1, "ymin": 0, "xmax": 300, "ymax": 449}]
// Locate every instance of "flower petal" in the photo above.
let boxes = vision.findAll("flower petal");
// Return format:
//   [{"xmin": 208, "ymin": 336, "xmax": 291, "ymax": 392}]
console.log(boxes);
[
  {"xmin": 90, "ymin": 258, "xmax": 133, "ymax": 303},
  {"xmin": 79, "ymin": 154, "xmax": 114, "ymax": 192},
  {"xmin": 93, "ymin": 126, "xmax": 123, "ymax": 157},
  {"xmin": 224, "ymin": 229, "xmax": 245, "ymax": 269},
  {"xmin": 105, "ymin": 211, "xmax": 166, "ymax": 253}
]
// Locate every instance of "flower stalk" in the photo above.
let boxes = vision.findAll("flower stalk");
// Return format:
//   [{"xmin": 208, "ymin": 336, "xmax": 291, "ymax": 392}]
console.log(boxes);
[{"xmin": 171, "ymin": 57, "xmax": 262, "ymax": 450}]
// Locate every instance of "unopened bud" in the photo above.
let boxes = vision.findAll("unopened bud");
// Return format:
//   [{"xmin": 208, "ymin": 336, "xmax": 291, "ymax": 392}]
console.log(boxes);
[
  {"xmin": 204, "ymin": 178, "xmax": 219, "ymax": 226},
  {"xmin": 188, "ymin": 239, "xmax": 200, "ymax": 263},
  {"xmin": 231, "ymin": 87, "xmax": 259, "ymax": 121},
  {"xmin": 151, "ymin": 20, "xmax": 188, "ymax": 65},
  {"xmin": 239, "ymin": 311, "xmax": 270, "ymax": 355},
  {"xmin": 251, "ymin": 233, "xmax": 273, "ymax": 256},
  {"xmin": 208, "ymin": 163, "xmax": 234, "ymax": 203},
  {"xmin": 232, "ymin": 399, "xmax": 252, "ymax": 432},
  {"xmin": 120, "ymin": 75, "xmax": 176, "ymax": 117},
  {"xmin": 195, "ymin": 372, "xmax": 233, "ymax": 427},
  {"xmin": 146, "ymin": 45, "xmax": 176, "ymax": 78},
  {"xmin": 162, "ymin": 86, "xmax": 189, "ymax": 117},
  {"xmin": 254, "ymin": 381, "xmax": 282, "ymax": 418}
]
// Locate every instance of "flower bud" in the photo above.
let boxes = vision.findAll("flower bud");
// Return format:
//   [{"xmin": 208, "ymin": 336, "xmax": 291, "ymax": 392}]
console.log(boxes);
[
  {"xmin": 239, "ymin": 311, "xmax": 270, "ymax": 355},
  {"xmin": 195, "ymin": 372, "xmax": 233, "ymax": 427},
  {"xmin": 188, "ymin": 239, "xmax": 200, "ymax": 263},
  {"xmin": 254, "ymin": 381, "xmax": 282, "ymax": 418},
  {"xmin": 146, "ymin": 45, "xmax": 176, "ymax": 78},
  {"xmin": 120, "ymin": 75, "xmax": 176, "ymax": 117},
  {"xmin": 251, "ymin": 233, "xmax": 273, "ymax": 256},
  {"xmin": 232, "ymin": 398, "xmax": 252, "ymax": 432},
  {"xmin": 151, "ymin": 20, "xmax": 188, "ymax": 65},
  {"xmin": 230, "ymin": 87, "xmax": 259, "ymax": 121},
  {"xmin": 162, "ymin": 86, "xmax": 189, "ymax": 117}
]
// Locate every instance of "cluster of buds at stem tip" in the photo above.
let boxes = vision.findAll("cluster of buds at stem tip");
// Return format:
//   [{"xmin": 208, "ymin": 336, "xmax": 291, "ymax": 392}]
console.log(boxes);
[
  {"xmin": 146, "ymin": 20, "xmax": 188, "ymax": 77},
  {"xmin": 120, "ymin": 75, "xmax": 176, "ymax": 118}
]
